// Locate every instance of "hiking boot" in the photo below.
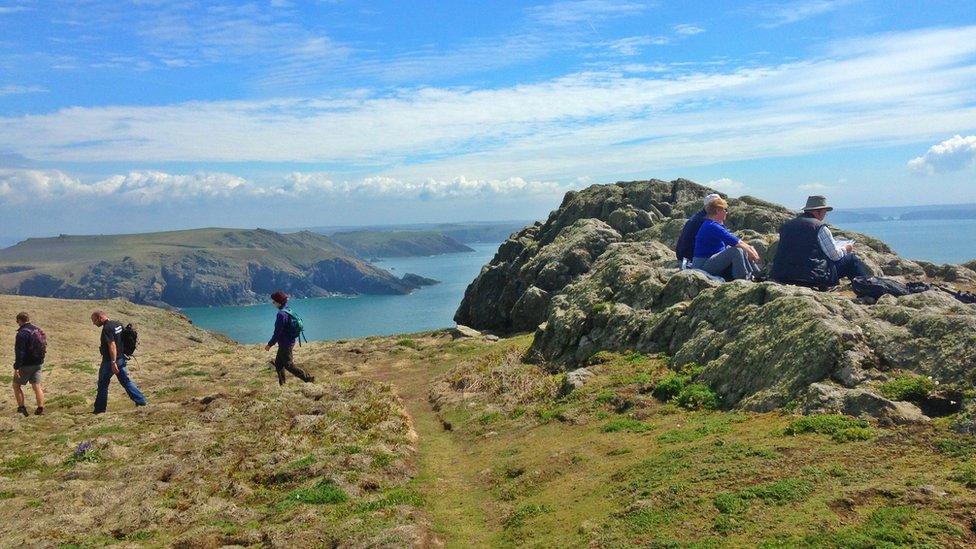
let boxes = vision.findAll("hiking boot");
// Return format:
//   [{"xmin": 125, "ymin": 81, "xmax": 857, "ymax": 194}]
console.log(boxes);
[
  {"xmin": 17, "ymin": 406, "xmax": 28, "ymax": 417},
  {"xmin": 303, "ymin": 375, "xmax": 315, "ymax": 383},
  {"xmin": 34, "ymin": 406, "xmax": 44, "ymax": 416}
]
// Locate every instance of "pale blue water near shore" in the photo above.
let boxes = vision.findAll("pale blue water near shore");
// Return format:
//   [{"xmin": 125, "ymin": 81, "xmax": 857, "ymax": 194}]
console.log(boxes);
[
  {"xmin": 183, "ymin": 219, "xmax": 976, "ymax": 344},
  {"xmin": 182, "ymin": 242, "xmax": 499, "ymax": 344},
  {"xmin": 836, "ymin": 219, "xmax": 976, "ymax": 265}
]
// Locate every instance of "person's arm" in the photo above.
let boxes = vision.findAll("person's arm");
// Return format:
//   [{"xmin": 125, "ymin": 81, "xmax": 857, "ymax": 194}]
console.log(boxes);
[
  {"xmin": 818, "ymin": 226, "xmax": 847, "ymax": 261},
  {"xmin": 107, "ymin": 339, "xmax": 120, "ymax": 374},
  {"xmin": 266, "ymin": 313, "xmax": 283, "ymax": 351},
  {"xmin": 14, "ymin": 330, "xmax": 23, "ymax": 374},
  {"xmin": 736, "ymin": 240, "xmax": 760, "ymax": 263}
]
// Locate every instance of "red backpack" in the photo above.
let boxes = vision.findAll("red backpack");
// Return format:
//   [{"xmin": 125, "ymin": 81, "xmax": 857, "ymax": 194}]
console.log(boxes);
[{"xmin": 22, "ymin": 325, "xmax": 47, "ymax": 364}]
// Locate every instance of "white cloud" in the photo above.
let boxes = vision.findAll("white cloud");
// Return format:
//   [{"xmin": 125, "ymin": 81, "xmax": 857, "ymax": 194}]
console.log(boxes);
[
  {"xmin": 604, "ymin": 35, "xmax": 669, "ymax": 56},
  {"xmin": 2, "ymin": 26, "xmax": 976, "ymax": 187},
  {"xmin": 0, "ymin": 169, "xmax": 567, "ymax": 206},
  {"xmin": 0, "ymin": 85, "xmax": 46, "ymax": 96},
  {"xmin": 758, "ymin": 0, "xmax": 854, "ymax": 28},
  {"xmin": 527, "ymin": 0, "xmax": 648, "ymax": 27},
  {"xmin": 673, "ymin": 24, "xmax": 705, "ymax": 36},
  {"xmin": 707, "ymin": 178, "xmax": 745, "ymax": 194},
  {"xmin": 908, "ymin": 135, "xmax": 976, "ymax": 174},
  {"xmin": 797, "ymin": 183, "xmax": 829, "ymax": 190}
]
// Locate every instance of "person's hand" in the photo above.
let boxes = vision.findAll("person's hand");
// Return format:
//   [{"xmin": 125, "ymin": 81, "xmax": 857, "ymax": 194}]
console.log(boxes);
[
  {"xmin": 746, "ymin": 245, "xmax": 760, "ymax": 263},
  {"xmin": 265, "ymin": 344, "xmax": 272, "ymax": 352},
  {"xmin": 111, "ymin": 361, "xmax": 120, "ymax": 375},
  {"xmin": 844, "ymin": 243, "xmax": 854, "ymax": 253}
]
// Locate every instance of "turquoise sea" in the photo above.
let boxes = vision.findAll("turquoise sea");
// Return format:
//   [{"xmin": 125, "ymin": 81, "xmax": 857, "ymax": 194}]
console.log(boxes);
[
  {"xmin": 183, "ymin": 219, "xmax": 976, "ymax": 344},
  {"xmin": 182, "ymin": 242, "xmax": 499, "ymax": 344}
]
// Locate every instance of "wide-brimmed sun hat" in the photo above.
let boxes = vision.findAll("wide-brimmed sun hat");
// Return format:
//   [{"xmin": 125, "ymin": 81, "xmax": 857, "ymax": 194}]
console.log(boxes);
[{"xmin": 802, "ymin": 195, "xmax": 833, "ymax": 212}]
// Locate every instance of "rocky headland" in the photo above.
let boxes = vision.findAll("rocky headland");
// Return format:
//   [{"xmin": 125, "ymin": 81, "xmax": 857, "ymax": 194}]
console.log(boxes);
[
  {"xmin": 0, "ymin": 228, "xmax": 437, "ymax": 308},
  {"xmin": 456, "ymin": 178, "xmax": 976, "ymax": 424}
]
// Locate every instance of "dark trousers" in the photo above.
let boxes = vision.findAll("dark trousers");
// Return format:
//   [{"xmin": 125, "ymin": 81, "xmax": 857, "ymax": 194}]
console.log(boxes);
[
  {"xmin": 834, "ymin": 253, "xmax": 869, "ymax": 283},
  {"xmin": 275, "ymin": 344, "xmax": 312, "ymax": 383},
  {"xmin": 93, "ymin": 356, "xmax": 147, "ymax": 413}
]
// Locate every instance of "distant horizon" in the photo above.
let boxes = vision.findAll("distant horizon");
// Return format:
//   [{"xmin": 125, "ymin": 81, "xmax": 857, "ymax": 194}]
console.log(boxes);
[{"xmin": 3, "ymin": 198, "xmax": 976, "ymax": 245}]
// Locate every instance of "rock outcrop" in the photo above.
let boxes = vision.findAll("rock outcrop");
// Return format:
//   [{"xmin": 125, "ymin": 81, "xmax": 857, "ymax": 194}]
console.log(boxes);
[{"xmin": 457, "ymin": 178, "xmax": 976, "ymax": 421}]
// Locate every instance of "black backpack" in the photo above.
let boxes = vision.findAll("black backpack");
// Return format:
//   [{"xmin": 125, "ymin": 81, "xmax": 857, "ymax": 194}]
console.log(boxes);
[
  {"xmin": 851, "ymin": 276, "xmax": 911, "ymax": 300},
  {"xmin": 121, "ymin": 324, "xmax": 138, "ymax": 357},
  {"xmin": 22, "ymin": 325, "xmax": 47, "ymax": 364}
]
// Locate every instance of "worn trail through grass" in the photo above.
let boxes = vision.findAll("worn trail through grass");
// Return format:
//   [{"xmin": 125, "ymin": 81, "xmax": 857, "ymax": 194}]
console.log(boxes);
[{"xmin": 362, "ymin": 356, "xmax": 503, "ymax": 547}]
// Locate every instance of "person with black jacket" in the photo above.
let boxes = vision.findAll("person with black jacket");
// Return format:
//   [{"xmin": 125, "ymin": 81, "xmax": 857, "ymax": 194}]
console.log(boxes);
[
  {"xmin": 12, "ymin": 312, "xmax": 45, "ymax": 416},
  {"xmin": 771, "ymin": 195, "xmax": 869, "ymax": 288},
  {"xmin": 90, "ymin": 310, "xmax": 147, "ymax": 414}
]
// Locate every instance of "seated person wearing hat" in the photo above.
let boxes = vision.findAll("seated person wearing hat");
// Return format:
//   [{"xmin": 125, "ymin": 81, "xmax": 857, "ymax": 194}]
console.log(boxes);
[
  {"xmin": 690, "ymin": 197, "xmax": 762, "ymax": 281},
  {"xmin": 675, "ymin": 193, "xmax": 722, "ymax": 267},
  {"xmin": 771, "ymin": 195, "xmax": 869, "ymax": 287}
]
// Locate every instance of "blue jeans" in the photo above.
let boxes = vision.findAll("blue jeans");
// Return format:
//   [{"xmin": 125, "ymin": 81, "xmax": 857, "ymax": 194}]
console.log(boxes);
[
  {"xmin": 834, "ymin": 253, "xmax": 869, "ymax": 284},
  {"xmin": 93, "ymin": 357, "xmax": 147, "ymax": 413}
]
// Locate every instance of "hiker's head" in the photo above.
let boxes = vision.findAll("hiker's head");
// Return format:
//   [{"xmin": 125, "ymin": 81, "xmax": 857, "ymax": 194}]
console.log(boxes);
[
  {"xmin": 91, "ymin": 311, "xmax": 108, "ymax": 327},
  {"xmin": 705, "ymin": 198, "xmax": 729, "ymax": 222},
  {"xmin": 15, "ymin": 312, "xmax": 29, "ymax": 326},
  {"xmin": 802, "ymin": 195, "xmax": 833, "ymax": 221},
  {"xmin": 271, "ymin": 290, "xmax": 288, "ymax": 308}
]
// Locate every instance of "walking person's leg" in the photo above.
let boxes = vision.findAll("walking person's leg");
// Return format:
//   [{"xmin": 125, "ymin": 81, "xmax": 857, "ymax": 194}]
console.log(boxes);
[
  {"xmin": 13, "ymin": 376, "xmax": 27, "ymax": 415},
  {"xmin": 93, "ymin": 360, "xmax": 113, "ymax": 414},
  {"xmin": 114, "ymin": 358, "xmax": 147, "ymax": 406},
  {"xmin": 274, "ymin": 345, "xmax": 288, "ymax": 385},
  {"xmin": 281, "ymin": 345, "xmax": 314, "ymax": 382},
  {"xmin": 31, "ymin": 382, "xmax": 44, "ymax": 414}
]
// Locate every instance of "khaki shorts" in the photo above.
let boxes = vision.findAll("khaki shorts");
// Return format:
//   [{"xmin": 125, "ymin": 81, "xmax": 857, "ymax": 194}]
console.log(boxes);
[{"xmin": 14, "ymin": 365, "xmax": 42, "ymax": 386}]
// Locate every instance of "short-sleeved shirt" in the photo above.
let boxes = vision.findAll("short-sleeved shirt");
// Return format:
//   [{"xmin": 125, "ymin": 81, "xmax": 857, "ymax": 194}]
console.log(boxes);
[
  {"xmin": 100, "ymin": 320, "xmax": 124, "ymax": 361},
  {"xmin": 693, "ymin": 219, "xmax": 740, "ymax": 259}
]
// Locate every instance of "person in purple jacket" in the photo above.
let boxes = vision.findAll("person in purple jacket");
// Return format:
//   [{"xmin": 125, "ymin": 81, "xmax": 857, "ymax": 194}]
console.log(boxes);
[
  {"xmin": 691, "ymin": 197, "xmax": 762, "ymax": 281},
  {"xmin": 264, "ymin": 291, "xmax": 314, "ymax": 385}
]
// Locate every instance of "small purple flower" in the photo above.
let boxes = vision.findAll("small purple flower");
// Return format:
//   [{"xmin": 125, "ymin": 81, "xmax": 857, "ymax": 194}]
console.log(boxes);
[{"xmin": 74, "ymin": 441, "xmax": 94, "ymax": 458}]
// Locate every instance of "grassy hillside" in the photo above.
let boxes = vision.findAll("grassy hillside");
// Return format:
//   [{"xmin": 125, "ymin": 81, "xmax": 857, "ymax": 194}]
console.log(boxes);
[
  {"xmin": 3, "ymin": 295, "xmax": 975, "ymax": 547},
  {"xmin": 0, "ymin": 228, "xmax": 427, "ymax": 307},
  {"xmin": 331, "ymin": 230, "xmax": 474, "ymax": 258},
  {"xmin": 0, "ymin": 295, "xmax": 426, "ymax": 547}
]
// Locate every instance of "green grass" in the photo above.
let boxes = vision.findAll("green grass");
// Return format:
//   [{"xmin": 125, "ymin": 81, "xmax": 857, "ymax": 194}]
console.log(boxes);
[
  {"xmin": 397, "ymin": 338, "xmax": 421, "ymax": 350},
  {"xmin": 503, "ymin": 503, "xmax": 552, "ymax": 529},
  {"xmin": 784, "ymin": 414, "xmax": 873, "ymax": 442},
  {"xmin": 286, "ymin": 479, "xmax": 349, "ymax": 505},
  {"xmin": 675, "ymin": 383, "xmax": 719, "ymax": 410},
  {"xmin": 356, "ymin": 487, "xmax": 424, "ymax": 513},
  {"xmin": 770, "ymin": 506, "xmax": 966, "ymax": 547},
  {"xmin": 1, "ymin": 454, "xmax": 40, "ymax": 474},
  {"xmin": 952, "ymin": 462, "xmax": 976, "ymax": 488},
  {"xmin": 880, "ymin": 374, "xmax": 935, "ymax": 402},
  {"xmin": 0, "ymin": 490, "xmax": 15, "ymax": 499},
  {"xmin": 64, "ymin": 361, "xmax": 97, "ymax": 374},
  {"xmin": 47, "ymin": 394, "xmax": 87, "ymax": 408},
  {"xmin": 602, "ymin": 418, "xmax": 653, "ymax": 433}
]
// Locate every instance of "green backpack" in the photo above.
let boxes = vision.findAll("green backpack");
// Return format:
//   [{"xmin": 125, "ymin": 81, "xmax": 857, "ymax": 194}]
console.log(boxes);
[{"xmin": 282, "ymin": 308, "xmax": 307, "ymax": 344}]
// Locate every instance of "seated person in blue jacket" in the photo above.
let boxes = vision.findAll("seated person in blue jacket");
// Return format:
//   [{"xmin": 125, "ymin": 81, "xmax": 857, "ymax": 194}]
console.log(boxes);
[
  {"xmin": 771, "ymin": 195, "xmax": 869, "ymax": 287},
  {"xmin": 675, "ymin": 193, "xmax": 721, "ymax": 267},
  {"xmin": 691, "ymin": 197, "xmax": 762, "ymax": 281}
]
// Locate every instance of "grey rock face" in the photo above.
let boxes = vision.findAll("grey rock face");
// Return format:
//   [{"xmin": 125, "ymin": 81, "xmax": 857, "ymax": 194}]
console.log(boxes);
[{"xmin": 457, "ymin": 178, "xmax": 976, "ymax": 420}]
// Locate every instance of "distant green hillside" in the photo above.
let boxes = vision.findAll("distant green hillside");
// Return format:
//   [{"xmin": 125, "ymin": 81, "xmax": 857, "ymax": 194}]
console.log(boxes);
[
  {"xmin": 0, "ymin": 228, "xmax": 432, "ymax": 308},
  {"xmin": 332, "ymin": 230, "xmax": 473, "ymax": 258}
]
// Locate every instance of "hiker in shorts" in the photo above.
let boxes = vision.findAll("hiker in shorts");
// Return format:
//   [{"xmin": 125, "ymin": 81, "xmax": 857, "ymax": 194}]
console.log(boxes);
[
  {"xmin": 91, "ymin": 311, "xmax": 147, "ymax": 414},
  {"xmin": 265, "ymin": 291, "xmax": 314, "ymax": 385},
  {"xmin": 12, "ymin": 312, "xmax": 45, "ymax": 416}
]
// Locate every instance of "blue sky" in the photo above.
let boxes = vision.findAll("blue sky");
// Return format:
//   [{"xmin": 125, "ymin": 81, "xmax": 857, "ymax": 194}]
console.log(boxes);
[{"xmin": 1, "ymin": 0, "xmax": 976, "ymax": 236}]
